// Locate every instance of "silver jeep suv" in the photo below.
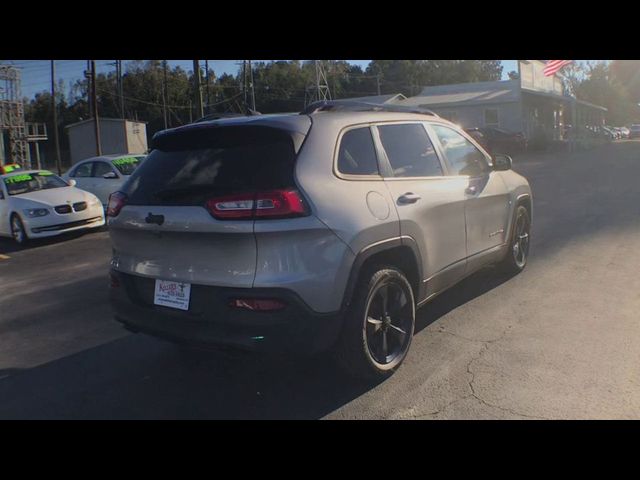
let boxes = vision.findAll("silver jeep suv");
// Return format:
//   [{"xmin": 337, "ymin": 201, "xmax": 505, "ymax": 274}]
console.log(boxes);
[{"xmin": 107, "ymin": 101, "xmax": 532, "ymax": 379}]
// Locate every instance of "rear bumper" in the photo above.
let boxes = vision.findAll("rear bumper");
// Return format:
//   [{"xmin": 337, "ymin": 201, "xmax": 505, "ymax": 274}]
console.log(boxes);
[{"xmin": 109, "ymin": 270, "xmax": 344, "ymax": 355}]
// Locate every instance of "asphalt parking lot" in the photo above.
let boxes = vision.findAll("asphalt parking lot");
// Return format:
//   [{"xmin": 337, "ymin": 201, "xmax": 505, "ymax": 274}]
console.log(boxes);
[{"xmin": 1, "ymin": 141, "xmax": 640, "ymax": 419}]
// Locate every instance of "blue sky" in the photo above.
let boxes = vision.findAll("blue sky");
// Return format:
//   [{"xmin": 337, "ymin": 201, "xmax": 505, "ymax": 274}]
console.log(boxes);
[{"xmin": 2, "ymin": 59, "xmax": 519, "ymax": 100}]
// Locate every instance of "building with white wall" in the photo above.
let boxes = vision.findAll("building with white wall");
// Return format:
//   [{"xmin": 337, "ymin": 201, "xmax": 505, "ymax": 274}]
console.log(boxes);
[
  {"xmin": 65, "ymin": 118, "xmax": 148, "ymax": 164},
  {"xmin": 397, "ymin": 60, "xmax": 607, "ymax": 143}
]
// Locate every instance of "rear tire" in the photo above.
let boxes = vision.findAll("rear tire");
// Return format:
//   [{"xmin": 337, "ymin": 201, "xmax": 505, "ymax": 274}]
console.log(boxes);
[
  {"xmin": 334, "ymin": 266, "xmax": 415, "ymax": 380},
  {"xmin": 499, "ymin": 205, "xmax": 530, "ymax": 274},
  {"xmin": 10, "ymin": 214, "xmax": 28, "ymax": 246}
]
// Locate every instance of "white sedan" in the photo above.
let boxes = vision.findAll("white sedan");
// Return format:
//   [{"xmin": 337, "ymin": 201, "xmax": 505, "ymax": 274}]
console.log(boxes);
[
  {"xmin": 0, "ymin": 169, "xmax": 105, "ymax": 245},
  {"xmin": 62, "ymin": 154, "xmax": 146, "ymax": 207}
]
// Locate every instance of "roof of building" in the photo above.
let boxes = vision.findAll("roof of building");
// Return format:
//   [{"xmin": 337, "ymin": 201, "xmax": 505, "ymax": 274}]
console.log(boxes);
[
  {"xmin": 335, "ymin": 93, "xmax": 407, "ymax": 104},
  {"xmin": 399, "ymin": 80, "xmax": 520, "ymax": 108},
  {"xmin": 64, "ymin": 117, "xmax": 148, "ymax": 129}
]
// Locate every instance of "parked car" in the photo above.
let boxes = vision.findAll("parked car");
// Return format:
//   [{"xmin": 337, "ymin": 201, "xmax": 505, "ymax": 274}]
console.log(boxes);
[
  {"xmin": 0, "ymin": 169, "xmax": 105, "ymax": 245},
  {"xmin": 628, "ymin": 125, "xmax": 640, "ymax": 139},
  {"xmin": 464, "ymin": 127, "xmax": 527, "ymax": 155},
  {"xmin": 0, "ymin": 163, "xmax": 23, "ymax": 175},
  {"xmin": 107, "ymin": 102, "xmax": 532, "ymax": 379},
  {"xmin": 62, "ymin": 154, "xmax": 147, "ymax": 208}
]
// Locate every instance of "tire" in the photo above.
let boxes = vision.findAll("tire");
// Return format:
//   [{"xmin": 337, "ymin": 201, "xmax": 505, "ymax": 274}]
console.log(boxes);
[
  {"xmin": 499, "ymin": 205, "xmax": 531, "ymax": 274},
  {"xmin": 334, "ymin": 266, "xmax": 415, "ymax": 380},
  {"xmin": 10, "ymin": 214, "xmax": 28, "ymax": 246}
]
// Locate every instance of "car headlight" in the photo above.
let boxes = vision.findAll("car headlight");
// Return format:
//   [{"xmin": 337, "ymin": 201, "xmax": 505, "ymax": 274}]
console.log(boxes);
[
  {"xmin": 23, "ymin": 208, "xmax": 50, "ymax": 218},
  {"xmin": 89, "ymin": 196, "xmax": 102, "ymax": 206}
]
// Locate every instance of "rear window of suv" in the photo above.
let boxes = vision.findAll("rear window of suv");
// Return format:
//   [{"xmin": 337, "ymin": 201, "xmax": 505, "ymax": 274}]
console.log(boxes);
[{"xmin": 123, "ymin": 126, "xmax": 297, "ymax": 206}]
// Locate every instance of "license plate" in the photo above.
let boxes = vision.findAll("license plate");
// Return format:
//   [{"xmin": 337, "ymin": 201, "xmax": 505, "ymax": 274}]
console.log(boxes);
[{"xmin": 154, "ymin": 279, "xmax": 191, "ymax": 311}]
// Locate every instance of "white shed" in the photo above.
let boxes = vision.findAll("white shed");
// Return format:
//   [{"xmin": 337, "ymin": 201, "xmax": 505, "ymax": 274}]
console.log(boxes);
[{"xmin": 65, "ymin": 118, "xmax": 148, "ymax": 165}]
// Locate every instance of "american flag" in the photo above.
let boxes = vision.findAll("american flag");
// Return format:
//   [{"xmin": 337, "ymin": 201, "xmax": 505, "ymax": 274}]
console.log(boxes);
[{"xmin": 543, "ymin": 60, "xmax": 573, "ymax": 77}]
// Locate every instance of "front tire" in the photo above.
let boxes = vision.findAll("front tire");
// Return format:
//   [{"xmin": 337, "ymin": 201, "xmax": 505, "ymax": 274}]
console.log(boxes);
[
  {"xmin": 335, "ymin": 266, "xmax": 415, "ymax": 380},
  {"xmin": 500, "ymin": 205, "xmax": 530, "ymax": 274},
  {"xmin": 10, "ymin": 214, "xmax": 28, "ymax": 246}
]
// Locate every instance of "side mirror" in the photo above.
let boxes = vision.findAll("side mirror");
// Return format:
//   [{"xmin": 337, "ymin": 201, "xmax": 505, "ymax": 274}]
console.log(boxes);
[
  {"xmin": 68, "ymin": 179, "xmax": 77, "ymax": 187},
  {"xmin": 103, "ymin": 171, "xmax": 118, "ymax": 179},
  {"xmin": 493, "ymin": 154, "xmax": 513, "ymax": 171}
]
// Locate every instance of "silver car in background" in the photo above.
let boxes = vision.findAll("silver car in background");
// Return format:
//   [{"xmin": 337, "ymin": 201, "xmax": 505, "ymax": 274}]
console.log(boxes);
[
  {"xmin": 62, "ymin": 154, "xmax": 146, "ymax": 208},
  {"xmin": 107, "ymin": 102, "xmax": 532, "ymax": 379}
]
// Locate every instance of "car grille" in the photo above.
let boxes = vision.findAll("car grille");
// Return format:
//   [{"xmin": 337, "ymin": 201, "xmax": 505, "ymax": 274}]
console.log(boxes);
[
  {"xmin": 54, "ymin": 202, "xmax": 88, "ymax": 214},
  {"xmin": 54, "ymin": 205, "xmax": 72, "ymax": 214}
]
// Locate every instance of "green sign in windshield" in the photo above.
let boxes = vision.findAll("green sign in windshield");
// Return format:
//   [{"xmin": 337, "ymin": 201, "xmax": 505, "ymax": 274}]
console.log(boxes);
[
  {"xmin": 113, "ymin": 157, "xmax": 139, "ymax": 166},
  {"xmin": 112, "ymin": 156, "xmax": 142, "ymax": 175},
  {"xmin": 5, "ymin": 174, "xmax": 33, "ymax": 183}
]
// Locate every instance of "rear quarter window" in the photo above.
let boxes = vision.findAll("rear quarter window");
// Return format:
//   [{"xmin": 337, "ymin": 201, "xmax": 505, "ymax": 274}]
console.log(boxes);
[{"xmin": 337, "ymin": 127, "xmax": 379, "ymax": 176}]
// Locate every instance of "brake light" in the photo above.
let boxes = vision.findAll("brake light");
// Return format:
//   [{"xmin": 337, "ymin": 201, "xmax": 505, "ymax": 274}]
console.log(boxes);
[
  {"xmin": 109, "ymin": 271, "xmax": 121, "ymax": 288},
  {"xmin": 107, "ymin": 191, "xmax": 128, "ymax": 217},
  {"xmin": 205, "ymin": 189, "xmax": 308, "ymax": 220}
]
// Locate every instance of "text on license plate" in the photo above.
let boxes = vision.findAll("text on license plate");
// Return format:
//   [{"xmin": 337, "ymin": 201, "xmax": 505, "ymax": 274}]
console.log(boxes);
[{"xmin": 154, "ymin": 279, "xmax": 191, "ymax": 311}]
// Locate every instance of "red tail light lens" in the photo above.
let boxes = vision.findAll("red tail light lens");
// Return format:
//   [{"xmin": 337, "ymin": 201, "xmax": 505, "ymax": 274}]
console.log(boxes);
[
  {"xmin": 107, "ymin": 191, "xmax": 128, "ymax": 217},
  {"xmin": 205, "ymin": 189, "xmax": 308, "ymax": 220},
  {"xmin": 109, "ymin": 271, "xmax": 121, "ymax": 288},
  {"xmin": 229, "ymin": 298, "xmax": 287, "ymax": 311}
]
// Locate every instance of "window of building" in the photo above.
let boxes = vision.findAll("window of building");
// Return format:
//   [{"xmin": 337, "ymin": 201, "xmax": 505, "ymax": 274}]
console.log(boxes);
[
  {"xmin": 337, "ymin": 127, "xmax": 379, "ymax": 176},
  {"xmin": 431, "ymin": 124, "xmax": 490, "ymax": 177},
  {"xmin": 377, "ymin": 123, "xmax": 443, "ymax": 178},
  {"xmin": 484, "ymin": 108, "xmax": 500, "ymax": 128}
]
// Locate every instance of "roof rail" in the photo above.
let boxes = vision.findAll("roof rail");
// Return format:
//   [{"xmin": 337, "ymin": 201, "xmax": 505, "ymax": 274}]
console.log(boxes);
[{"xmin": 300, "ymin": 100, "xmax": 439, "ymax": 117}]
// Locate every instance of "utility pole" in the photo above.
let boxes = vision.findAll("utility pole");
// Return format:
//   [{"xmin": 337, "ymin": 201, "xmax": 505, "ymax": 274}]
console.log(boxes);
[
  {"xmin": 376, "ymin": 74, "xmax": 381, "ymax": 95},
  {"xmin": 249, "ymin": 60, "xmax": 256, "ymax": 111},
  {"xmin": 162, "ymin": 60, "xmax": 168, "ymax": 129},
  {"xmin": 117, "ymin": 60, "xmax": 124, "ymax": 119},
  {"xmin": 86, "ymin": 60, "xmax": 93, "ymax": 117},
  {"xmin": 50, "ymin": 61, "xmax": 62, "ymax": 174},
  {"xmin": 193, "ymin": 60, "xmax": 204, "ymax": 120},
  {"xmin": 205, "ymin": 60, "xmax": 211, "ymax": 114},
  {"xmin": 241, "ymin": 60, "xmax": 247, "ymax": 107},
  {"xmin": 90, "ymin": 60, "xmax": 102, "ymax": 156},
  {"xmin": 240, "ymin": 60, "xmax": 256, "ymax": 112}
]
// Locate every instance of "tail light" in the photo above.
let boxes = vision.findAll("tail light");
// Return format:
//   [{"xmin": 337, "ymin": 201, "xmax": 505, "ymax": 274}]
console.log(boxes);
[
  {"xmin": 107, "ymin": 191, "xmax": 128, "ymax": 217},
  {"xmin": 109, "ymin": 271, "xmax": 120, "ymax": 288},
  {"xmin": 205, "ymin": 189, "xmax": 308, "ymax": 220}
]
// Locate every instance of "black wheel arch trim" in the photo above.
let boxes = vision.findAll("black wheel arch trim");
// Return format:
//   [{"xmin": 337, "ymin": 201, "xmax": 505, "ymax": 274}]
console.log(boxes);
[{"xmin": 341, "ymin": 236, "xmax": 425, "ymax": 311}]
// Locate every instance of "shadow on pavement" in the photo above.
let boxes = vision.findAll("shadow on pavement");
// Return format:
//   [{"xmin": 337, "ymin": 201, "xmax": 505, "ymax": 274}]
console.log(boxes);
[
  {"xmin": 0, "ymin": 265, "xmax": 510, "ymax": 420},
  {"xmin": 0, "ymin": 227, "xmax": 106, "ymax": 254}
]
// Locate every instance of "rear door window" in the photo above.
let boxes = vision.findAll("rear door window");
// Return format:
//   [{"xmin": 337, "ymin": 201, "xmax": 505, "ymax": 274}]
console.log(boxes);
[
  {"xmin": 337, "ymin": 127, "xmax": 379, "ymax": 176},
  {"xmin": 93, "ymin": 161, "xmax": 115, "ymax": 177},
  {"xmin": 72, "ymin": 162, "xmax": 93, "ymax": 178},
  {"xmin": 124, "ymin": 126, "xmax": 298, "ymax": 206},
  {"xmin": 377, "ymin": 123, "xmax": 443, "ymax": 177}
]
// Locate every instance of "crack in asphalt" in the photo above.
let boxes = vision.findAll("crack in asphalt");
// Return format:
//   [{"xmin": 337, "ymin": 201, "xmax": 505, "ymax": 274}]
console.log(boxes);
[{"xmin": 431, "ymin": 325, "xmax": 550, "ymax": 420}]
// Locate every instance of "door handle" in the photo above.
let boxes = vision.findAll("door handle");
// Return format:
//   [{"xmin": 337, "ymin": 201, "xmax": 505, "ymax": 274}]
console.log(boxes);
[
  {"xmin": 398, "ymin": 192, "xmax": 421, "ymax": 204},
  {"xmin": 465, "ymin": 185, "xmax": 478, "ymax": 195}
]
